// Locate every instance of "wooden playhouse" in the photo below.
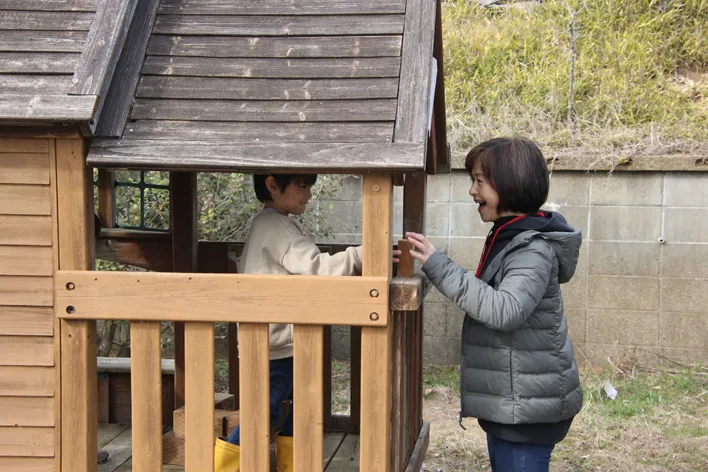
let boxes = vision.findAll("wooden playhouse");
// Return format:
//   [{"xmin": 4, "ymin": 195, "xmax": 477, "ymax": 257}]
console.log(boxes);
[{"xmin": 0, "ymin": 0, "xmax": 448, "ymax": 471}]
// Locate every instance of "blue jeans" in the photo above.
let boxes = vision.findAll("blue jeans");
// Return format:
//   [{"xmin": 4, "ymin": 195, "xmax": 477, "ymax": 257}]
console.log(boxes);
[
  {"xmin": 226, "ymin": 357, "xmax": 294, "ymax": 445},
  {"xmin": 487, "ymin": 434, "xmax": 554, "ymax": 472}
]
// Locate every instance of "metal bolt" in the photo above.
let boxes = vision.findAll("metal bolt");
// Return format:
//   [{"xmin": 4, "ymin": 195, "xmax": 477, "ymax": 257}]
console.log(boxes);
[
  {"xmin": 66, "ymin": 306, "xmax": 75, "ymax": 315},
  {"xmin": 66, "ymin": 282, "xmax": 75, "ymax": 291},
  {"xmin": 369, "ymin": 289, "xmax": 380, "ymax": 298},
  {"xmin": 369, "ymin": 312, "xmax": 380, "ymax": 321}
]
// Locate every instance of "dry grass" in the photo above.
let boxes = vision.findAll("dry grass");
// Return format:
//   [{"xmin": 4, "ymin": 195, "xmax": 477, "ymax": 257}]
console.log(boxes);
[{"xmin": 421, "ymin": 351, "xmax": 708, "ymax": 472}]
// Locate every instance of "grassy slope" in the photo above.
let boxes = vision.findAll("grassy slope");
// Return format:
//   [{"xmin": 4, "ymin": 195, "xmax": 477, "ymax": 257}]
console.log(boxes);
[{"xmin": 443, "ymin": 0, "xmax": 708, "ymax": 160}]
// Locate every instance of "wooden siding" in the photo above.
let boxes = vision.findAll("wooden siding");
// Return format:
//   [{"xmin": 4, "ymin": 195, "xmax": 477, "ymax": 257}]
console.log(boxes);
[{"xmin": 0, "ymin": 139, "xmax": 57, "ymax": 468}]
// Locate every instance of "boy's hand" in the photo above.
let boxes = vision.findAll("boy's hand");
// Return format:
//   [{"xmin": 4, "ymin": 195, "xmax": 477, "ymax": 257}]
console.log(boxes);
[
  {"xmin": 392, "ymin": 249, "xmax": 402, "ymax": 264},
  {"xmin": 406, "ymin": 232, "xmax": 436, "ymax": 264}
]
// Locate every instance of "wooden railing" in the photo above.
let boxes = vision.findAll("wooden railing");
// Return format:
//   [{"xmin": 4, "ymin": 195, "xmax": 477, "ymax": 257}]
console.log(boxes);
[
  {"xmin": 56, "ymin": 273, "xmax": 412, "ymax": 471},
  {"xmin": 55, "ymin": 169, "xmax": 431, "ymax": 471}
]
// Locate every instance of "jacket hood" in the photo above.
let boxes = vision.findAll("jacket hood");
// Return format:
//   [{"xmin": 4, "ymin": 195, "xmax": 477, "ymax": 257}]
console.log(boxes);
[{"xmin": 529, "ymin": 211, "xmax": 581, "ymax": 284}]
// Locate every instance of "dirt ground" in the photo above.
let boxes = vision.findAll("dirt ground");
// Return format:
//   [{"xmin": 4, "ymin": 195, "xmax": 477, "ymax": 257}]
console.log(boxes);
[{"xmin": 421, "ymin": 363, "xmax": 708, "ymax": 472}]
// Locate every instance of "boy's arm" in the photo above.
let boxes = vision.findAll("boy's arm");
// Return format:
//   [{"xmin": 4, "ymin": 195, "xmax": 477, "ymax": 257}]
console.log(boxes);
[
  {"xmin": 281, "ymin": 235, "xmax": 362, "ymax": 276},
  {"xmin": 421, "ymin": 242, "xmax": 552, "ymax": 332}
]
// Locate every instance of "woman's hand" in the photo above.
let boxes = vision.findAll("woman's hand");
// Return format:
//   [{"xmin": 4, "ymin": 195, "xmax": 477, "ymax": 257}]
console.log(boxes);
[{"xmin": 406, "ymin": 232, "xmax": 437, "ymax": 265}]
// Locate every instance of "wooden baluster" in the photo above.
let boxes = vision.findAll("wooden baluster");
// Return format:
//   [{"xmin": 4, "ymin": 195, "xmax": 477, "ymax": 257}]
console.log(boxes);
[
  {"xmin": 239, "ymin": 323, "xmax": 270, "ymax": 471},
  {"xmin": 184, "ymin": 323, "xmax": 215, "ymax": 471},
  {"xmin": 130, "ymin": 321, "xmax": 162, "ymax": 472},
  {"xmin": 294, "ymin": 325, "xmax": 324, "ymax": 471}
]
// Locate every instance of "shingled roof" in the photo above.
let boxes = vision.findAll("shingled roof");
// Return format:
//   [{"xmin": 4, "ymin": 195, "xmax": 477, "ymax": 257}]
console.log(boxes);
[
  {"xmin": 0, "ymin": 0, "xmax": 158, "ymax": 128},
  {"xmin": 2, "ymin": 0, "xmax": 447, "ymax": 173}
]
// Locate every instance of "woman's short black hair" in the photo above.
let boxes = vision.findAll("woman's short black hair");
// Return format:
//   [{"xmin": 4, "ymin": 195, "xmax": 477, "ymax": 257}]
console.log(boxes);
[
  {"xmin": 464, "ymin": 137, "xmax": 549, "ymax": 214},
  {"xmin": 253, "ymin": 174, "xmax": 318, "ymax": 203}
]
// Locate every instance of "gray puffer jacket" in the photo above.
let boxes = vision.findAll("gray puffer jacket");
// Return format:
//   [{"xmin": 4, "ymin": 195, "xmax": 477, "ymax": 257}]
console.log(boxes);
[{"xmin": 422, "ymin": 224, "xmax": 583, "ymax": 425}]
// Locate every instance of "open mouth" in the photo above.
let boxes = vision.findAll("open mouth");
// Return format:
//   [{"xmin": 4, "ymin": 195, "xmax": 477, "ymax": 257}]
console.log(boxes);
[{"xmin": 477, "ymin": 201, "xmax": 486, "ymax": 213}]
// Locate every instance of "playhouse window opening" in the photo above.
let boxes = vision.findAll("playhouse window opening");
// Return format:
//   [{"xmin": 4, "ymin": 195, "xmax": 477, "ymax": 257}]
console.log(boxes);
[{"xmin": 93, "ymin": 169, "xmax": 170, "ymax": 232}]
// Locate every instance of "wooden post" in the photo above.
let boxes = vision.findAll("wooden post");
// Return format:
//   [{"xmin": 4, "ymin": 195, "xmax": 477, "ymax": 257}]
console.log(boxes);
[
  {"xmin": 170, "ymin": 172, "xmax": 198, "ymax": 409},
  {"xmin": 360, "ymin": 174, "xmax": 393, "ymax": 472},
  {"xmin": 97, "ymin": 169, "xmax": 115, "ymax": 228},
  {"xmin": 56, "ymin": 138, "xmax": 97, "ymax": 472},
  {"xmin": 239, "ymin": 324, "xmax": 270, "ymax": 471},
  {"xmin": 184, "ymin": 323, "xmax": 215, "ymax": 471},
  {"xmin": 228, "ymin": 324, "xmax": 240, "ymax": 409},
  {"xmin": 322, "ymin": 326, "xmax": 333, "ymax": 430},
  {"xmin": 402, "ymin": 172, "xmax": 427, "ymax": 446},
  {"xmin": 293, "ymin": 325, "xmax": 324, "ymax": 470},
  {"xmin": 349, "ymin": 325, "xmax": 361, "ymax": 432},
  {"xmin": 130, "ymin": 321, "xmax": 162, "ymax": 472}
]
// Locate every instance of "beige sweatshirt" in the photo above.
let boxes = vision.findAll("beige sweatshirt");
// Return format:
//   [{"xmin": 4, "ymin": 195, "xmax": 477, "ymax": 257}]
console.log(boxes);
[{"xmin": 238, "ymin": 208, "xmax": 363, "ymax": 359}]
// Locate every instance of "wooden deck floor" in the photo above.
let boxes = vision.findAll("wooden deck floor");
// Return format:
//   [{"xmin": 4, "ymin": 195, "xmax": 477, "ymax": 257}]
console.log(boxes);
[{"xmin": 98, "ymin": 424, "xmax": 360, "ymax": 471}]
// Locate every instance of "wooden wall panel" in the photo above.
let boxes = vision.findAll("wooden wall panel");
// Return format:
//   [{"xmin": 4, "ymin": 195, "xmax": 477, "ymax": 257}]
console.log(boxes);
[
  {"xmin": 0, "ymin": 216, "xmax": 52, "ymax": 246},
  {"xmin": 0, "ymin": 184, "xmax": 51, "ymax": 216},
  {"xmin": 0, "ymin": 138, "xmax": 58, "ymax": 470},
  {"xmin": 0, "ymin": 276, "xmax": 52, "ymax": 306},
  {"xmin": 0, "ymin": 366, "xmax": 54, "ymax": 396},
  {"xmin": 0, "ymin": 246, "xmax": 53, "ymax": 276},
  {"xmin": 0, "ymin": 427, "xmax": 54, "ymax": 457},
  {"xmin": 0, "ymin": 153, "xmax": 50, "ymax": 184},
  {"xmin": 0, "ymin": 397, "xmax": 54, "ymax": 427},
  {"xmin": 0, "ymin": 307, "xmax": 53, "ymax": 336},
  {"xmin": 0, "ymin": 457, "xmax": 54, "ymax": 471},
  {"xmin": 0, "ymin": 335, "xmax": 54, "ymax": 366}
]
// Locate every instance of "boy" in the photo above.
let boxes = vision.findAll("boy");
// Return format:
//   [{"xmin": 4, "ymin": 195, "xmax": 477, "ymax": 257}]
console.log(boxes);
[{"xmin": 214, "ymin": 174, "xmax": 362, "ymax": 472}]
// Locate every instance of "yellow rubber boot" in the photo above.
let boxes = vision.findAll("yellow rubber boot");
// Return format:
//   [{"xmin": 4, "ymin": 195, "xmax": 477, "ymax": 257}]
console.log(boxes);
[
  {"xmin": 214, "ymin": 437, "xmax": 240, "ymax": 472},
  {"xmin": 275, "ymin": 436, "xmax": 294, "ymax": 472}
]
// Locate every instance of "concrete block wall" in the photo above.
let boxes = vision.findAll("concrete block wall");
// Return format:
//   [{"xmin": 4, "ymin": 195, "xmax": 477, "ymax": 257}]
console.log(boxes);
[{"xmin": 318, "ymin": 172, "xmax": 708, "ymax": 366}]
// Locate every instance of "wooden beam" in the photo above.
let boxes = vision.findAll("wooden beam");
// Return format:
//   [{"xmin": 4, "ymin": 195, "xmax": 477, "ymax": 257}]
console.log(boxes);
[
  {"xmin": 96, "ymin": 169, "xmax": 115, "ymax": 228},
  {"xmin": 0, "ymin": 94, "xmax": 97, "ymax": 122},
  {"xmin": 130, "ymin": 321, "xmax": 162, "ymax": 472},
  {"xmin": 238, "ymin": 323, "xmax": 270, "ymax": 472},
  {"xmin": 293, "ymin": 325, "xmax": 324, "ymax": 471},
  {"xmin": 49, "ymin": 137, "xmax": 61, "ymax": 472},
  {"xmin": 55, "ymin": 271, "xmax": 389, "ymax": 326},
  {"xmin": 396, "ymin": 239, "xmax": 414, "ymax": 278},
  {"xmin": 322, "ymin": 326, "xmax": 333, "ymax": 431},
  {"xmin": 428, "ymin": 0, "xmax": 450, "ymax": 174},
  {"xmin": 404, "ymin": 421, "xmax": 430, "ymax": 472},
  {"xmin": 184, "ymin": 322, "xmax": 215, "ymax": 472},
  {"xmin": 131, "ymin": 98, "xmax": 398, "ymax": 122},
  {"xmin": 402, "ymin": 172, "xmax": 426, "ymax": 234},
  {"xmin": 140, "ymin": 57, "xmax": 401, "ymax": 79},
  {"xmin": 0, "ymin": 0, "xmax": 97, "ymax": 12},
  {"xmin": 349, "ymin": 326, "xmax": 361, "ymax": 433},
  {"xmin": 153, "ymin": 14, "xmax": 404, "ymax": 36},
  {"xmin": 88, "ymin": 141, "xmax": 424, "ymax": 174},
  {"xmin": 122, "ymin": 121, "xmax": 395, "ymax": 144},
  {"xmin": 95, "ymin": 236, "xmax": 173, "ymax": 272},
  {"xmin": 393, "ymin": 0, "xmax": 437, "ymax": 145},
  {"xmin": 147, "ymin": 35, "xmax": 403, "ymax": 59},
  {"xmin": 70, "ymin": 0, "xmax": 137, "ymax": 98},
  {"xmin": 389, "ymin": 275, "xmax": 429, "ymax": 312},
  {"xmin": 93, "ymin": 0, "xmax": 161, "ymax": 137},
  {"xmin": 170, "ymin": 172, "xmax": 197, "ymax": 410},
  {"xmin": 360, "ymin": 174, "xmax": 393, "ymax": 472},
  {"xmin": 157, "ymin": 0, "xmax": 405, "ymax": 15},
  {"xmin": 56, "ymin": 138, "xmax": 96, "ymax": 472}
]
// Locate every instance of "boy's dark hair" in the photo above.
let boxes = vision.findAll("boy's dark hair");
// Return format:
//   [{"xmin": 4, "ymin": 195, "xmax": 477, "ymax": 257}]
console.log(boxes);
[
  {"xmin": 253, "ymin": 174, "xmax": 318, "ymax": 203},
  {"xmin": 464, "ymin": 137, "xmax": 549, "ymax": 214}
]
